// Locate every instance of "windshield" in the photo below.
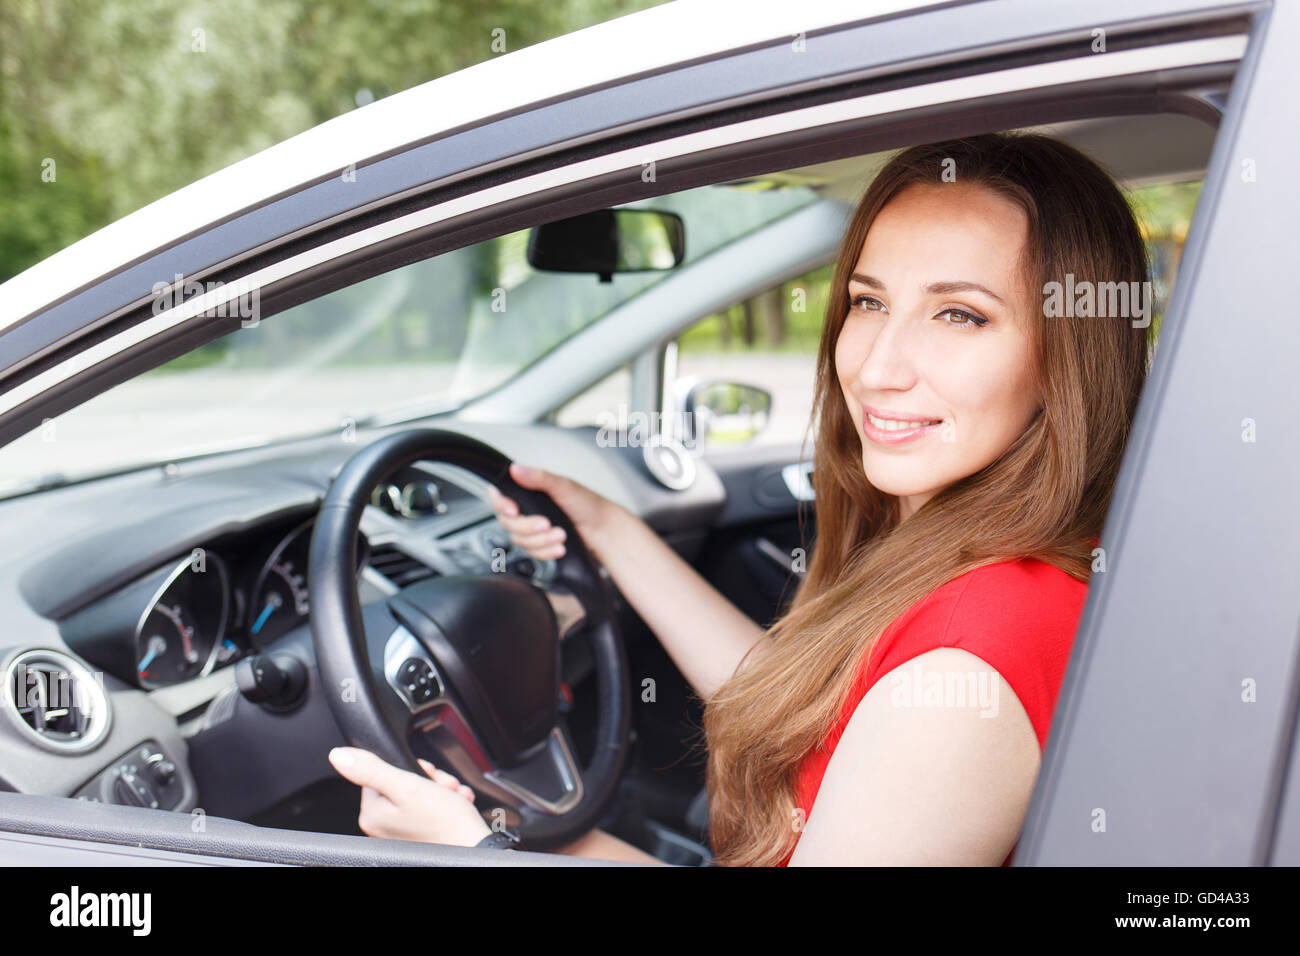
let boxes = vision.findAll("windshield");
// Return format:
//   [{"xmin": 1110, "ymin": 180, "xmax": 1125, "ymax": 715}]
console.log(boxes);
[{"xmin": 0, "ymin": 183, "xmax": 819, "ymax": 496}]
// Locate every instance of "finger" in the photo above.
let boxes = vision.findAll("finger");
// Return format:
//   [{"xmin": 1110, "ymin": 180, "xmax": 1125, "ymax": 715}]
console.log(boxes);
[
  {"xmin": 497, "ymin": 512, "xmax": 553, "ymax": 536},
  {"xmin": 503, "ymin": 532, "xmax": 564, "ymax": 556},
  {"xmin": 329, "ymin": 747, "xmax": 419, "ymax": 802},
  {"xmin": 487, "ymin": 484, "xmax": 519, "ymax": 517},
  {"xmin": 509, "ymin": 528, "xmax": 566, "ymax": 553},
  {"xmin": 511, "ymin": 462, "xmax": 575, "ymax": 499},
  {"xmin": 509, "ymin": 462, "xmax": 549, "ymax": 489},
  {"xmin": 416, "ymin": 758, "xmax": 460, "ymax": 786},
  {"xmin": 416, "ymin": 759, "xmax": 477, "ymax": 803}
]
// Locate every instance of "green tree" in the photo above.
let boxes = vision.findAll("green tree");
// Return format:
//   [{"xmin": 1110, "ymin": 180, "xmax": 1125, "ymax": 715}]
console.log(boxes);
[{"xmin": 0, "ymin": 0, "xmax": 665, "ymax": 282}]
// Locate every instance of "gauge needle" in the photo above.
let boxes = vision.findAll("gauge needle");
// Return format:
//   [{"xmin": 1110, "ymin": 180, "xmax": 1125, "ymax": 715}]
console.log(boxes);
[
  {"xmin": 138, "ymin": 635, "xmax": 166, "ymax": 677},
  {"xmin": 181, "ymin": 623, "xmax": 198, "ymax": 663},
  {"xmin": 251, "ymin": 591, "xmax": 283, "ymax": 636}
]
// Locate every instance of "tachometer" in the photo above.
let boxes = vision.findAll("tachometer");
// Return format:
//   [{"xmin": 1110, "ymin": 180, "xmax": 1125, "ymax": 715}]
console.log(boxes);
[{"xmin": 135, "ymin": 554, "xmax": 229, "ymax": 689}]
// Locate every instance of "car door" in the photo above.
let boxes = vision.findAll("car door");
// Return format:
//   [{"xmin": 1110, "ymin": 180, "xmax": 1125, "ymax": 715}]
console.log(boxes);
[{"xmin": 1016, "ymin": 0, "xmax": 1300, "ymax": 866}]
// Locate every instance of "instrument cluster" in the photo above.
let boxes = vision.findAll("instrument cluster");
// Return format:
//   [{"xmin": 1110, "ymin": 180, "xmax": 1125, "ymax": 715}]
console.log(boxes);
[
  {"xmin": 56, "ymin": 515, "xmax": 373, "ymax": 692},
  {"xmin": 129, "ymin": 518, "xmax": 368, "ymax": 690},
  {"xmin": 128, "ymin": 517, "xmax": 358, "ymax": 689}
]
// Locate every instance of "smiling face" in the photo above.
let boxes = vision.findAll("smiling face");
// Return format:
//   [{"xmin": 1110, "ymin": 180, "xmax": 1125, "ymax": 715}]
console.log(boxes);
[{"xmin": 834, "ymin": 182, "xmax": 1043, "ymax": 520}]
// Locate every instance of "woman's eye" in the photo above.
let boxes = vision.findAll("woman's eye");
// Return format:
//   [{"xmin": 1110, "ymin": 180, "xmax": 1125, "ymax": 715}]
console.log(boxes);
[
  {"xmin": 850, "ymin": 294, "xmax": 886, "ymax": 312},
  {"xmin": 937, "ymin": 308, "xmax": 989, "ymax": 328}
]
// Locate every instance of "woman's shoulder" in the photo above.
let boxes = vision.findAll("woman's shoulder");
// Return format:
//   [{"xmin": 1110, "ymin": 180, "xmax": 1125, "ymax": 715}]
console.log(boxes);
[
  {"xmin": 883, "ymin": 557, "xmax": 1087, "ymax": 641},
  {"xmin": 949, "ymin": 556, "xmax": 1089, "ymax": 626},
  {"xmin": 862, "ymin": 557, "xmax": 1090, "ymax": 748}
]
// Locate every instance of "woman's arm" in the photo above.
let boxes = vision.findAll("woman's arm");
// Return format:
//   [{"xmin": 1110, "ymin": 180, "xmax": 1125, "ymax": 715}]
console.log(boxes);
[
  {"xmin": 552, "ymin": 827, "xmax": 668, "ymax": 863},
  {"xmin": 328, "ymin": 748, "xmax": 671, "ymax": 863},
  {"xmin": 582, "ymin": 500, "xmax": 768, "ymax": 700},
  {"xmin": 787, "ymin": 647, "xmax": 1041, "ymax": 866}
]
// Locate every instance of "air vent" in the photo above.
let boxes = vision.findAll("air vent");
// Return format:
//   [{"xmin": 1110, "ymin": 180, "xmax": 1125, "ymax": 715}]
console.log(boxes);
[
  {"xmin": 367, "ymin": 544, "xmax": 437, "ymax": 588},
  {"xmin": 3, "ymin": 649, "xmax": 111, "ymax": 753}
]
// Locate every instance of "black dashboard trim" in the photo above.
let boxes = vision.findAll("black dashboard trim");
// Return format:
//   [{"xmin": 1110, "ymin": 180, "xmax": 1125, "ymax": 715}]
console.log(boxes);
[{"xmin": 19, "ymin": 486, "xmax": 322, "ymax": 621}]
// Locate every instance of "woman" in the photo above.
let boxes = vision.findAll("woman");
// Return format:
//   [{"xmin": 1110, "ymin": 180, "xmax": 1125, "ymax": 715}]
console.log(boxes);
[{"xmin": 327, "ymin": 132, "xmax": 1151, "ymax": 865}]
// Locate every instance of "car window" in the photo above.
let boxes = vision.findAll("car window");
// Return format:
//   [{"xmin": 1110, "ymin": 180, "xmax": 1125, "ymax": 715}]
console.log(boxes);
[
  {"xmin": 550, "ymin": 363, "xmax": 633, "ymax": 428},
  {"xmin": 670, "ymin": 264, "xmax": 829, "ymax": 450},
  {"xmin": 1126, "ymin": 179, "xmax": 1202, "ymax": 351},
  {"xmin": 0, "ymin": 185, "xmax": 819, "ymax": 495}
]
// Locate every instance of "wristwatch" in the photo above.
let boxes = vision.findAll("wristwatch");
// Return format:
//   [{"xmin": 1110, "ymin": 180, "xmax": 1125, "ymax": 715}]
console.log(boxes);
[{"xmin": 475, "ymin": 826, "xmax": 523, "ymax": 851}]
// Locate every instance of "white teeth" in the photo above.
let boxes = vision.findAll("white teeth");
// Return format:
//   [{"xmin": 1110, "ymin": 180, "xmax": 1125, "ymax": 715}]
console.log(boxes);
[{"xmin": 867, "ymin": 412, "xmax": 940, "ymax": 431}]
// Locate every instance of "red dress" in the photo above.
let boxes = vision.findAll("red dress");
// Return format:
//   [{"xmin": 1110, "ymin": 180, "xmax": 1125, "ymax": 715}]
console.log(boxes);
[{"xmin": 778, "ymin": 556, "xmax": 1089, "ymax": 866}]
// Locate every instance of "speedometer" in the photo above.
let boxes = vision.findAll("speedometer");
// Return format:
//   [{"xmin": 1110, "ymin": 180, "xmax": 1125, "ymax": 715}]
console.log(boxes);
[
  {"xmin": 249, "ymin": 521, "xmax": 313, "ymax": 648},
  {"xmin": 248, "ymin": 520, "xmax": 369, "ymax": 647},
  {"xmin": 135, "ymin": 554, "xmax": 229, "ymax": 689}
]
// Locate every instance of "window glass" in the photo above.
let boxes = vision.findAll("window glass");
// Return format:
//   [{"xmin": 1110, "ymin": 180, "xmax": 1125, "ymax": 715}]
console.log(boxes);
[
  {"xmin": 0, "ymin": 184, "xmax": 819, "ymax": 494},
  {"xmin": 673, "ymin": 265, "xmax": 829, "ymax": 450},
  {"xmin": 552, "ymin": 364, "xmax": 632, "ymax": 428}
]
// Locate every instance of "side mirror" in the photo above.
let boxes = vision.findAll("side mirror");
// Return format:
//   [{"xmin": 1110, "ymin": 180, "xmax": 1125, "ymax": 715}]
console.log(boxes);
[
  {"xmin": 527, "ymin": 209, "xmax": 685, "ymax": 282},
  {"xmin": 677, "ymin": 379, "xmax": 772, "ymax": 449}
]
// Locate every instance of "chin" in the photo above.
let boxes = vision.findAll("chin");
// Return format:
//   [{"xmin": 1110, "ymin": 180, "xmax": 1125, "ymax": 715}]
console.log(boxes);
[{"xmin": 859, "ymin": 452, "xmax": 943, "ymax": 501}]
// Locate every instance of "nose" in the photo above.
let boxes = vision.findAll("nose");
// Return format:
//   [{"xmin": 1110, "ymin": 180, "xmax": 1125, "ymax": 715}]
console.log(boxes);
[{"xmin": 853, "ymin": 310, "xmax": 920, "ymax": 395}]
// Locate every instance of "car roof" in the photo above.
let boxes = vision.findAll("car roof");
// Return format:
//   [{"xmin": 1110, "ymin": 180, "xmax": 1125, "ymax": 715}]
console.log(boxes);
[{"xmin": 0, "ymin": 0, "xmax": 947, "ymax": 328}]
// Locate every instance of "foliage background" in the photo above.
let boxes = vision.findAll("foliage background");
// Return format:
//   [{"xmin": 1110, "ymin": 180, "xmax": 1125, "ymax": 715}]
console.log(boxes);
[{"xmin": 0, "ymin": 0, "xmax": 666, "ymax": 283}]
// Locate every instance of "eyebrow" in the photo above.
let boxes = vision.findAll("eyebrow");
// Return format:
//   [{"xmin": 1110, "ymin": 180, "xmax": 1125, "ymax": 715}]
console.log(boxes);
[{"xmin": 850, "ymin": 272, "xmax": 1007, "ymax": 307}]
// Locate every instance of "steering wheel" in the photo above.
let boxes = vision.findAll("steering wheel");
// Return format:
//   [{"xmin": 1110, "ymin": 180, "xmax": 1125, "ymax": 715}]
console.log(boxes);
[{"xmin": 307, "ymin": 428, "xmax": 631, "ymax": 851}]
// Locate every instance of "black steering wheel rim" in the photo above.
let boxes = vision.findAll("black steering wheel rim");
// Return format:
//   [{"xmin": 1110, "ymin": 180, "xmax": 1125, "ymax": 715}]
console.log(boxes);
[{"xmin": 308, "ymin": 427, "xmax": 630, "ymax": 850}]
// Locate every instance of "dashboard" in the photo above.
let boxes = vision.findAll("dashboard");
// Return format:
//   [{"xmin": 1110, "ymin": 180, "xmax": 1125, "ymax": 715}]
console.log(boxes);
[
  {"xmin": 52, "ymin": 460, "xmax": 547, "ymax": 694},
  {"xmin": 0, "ymin": 420, "xmax": 730, "ymax": 815}
]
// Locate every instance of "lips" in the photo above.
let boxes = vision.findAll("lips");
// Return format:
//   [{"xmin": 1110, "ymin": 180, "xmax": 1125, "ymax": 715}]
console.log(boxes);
[
  {"xmin": 865, "ymin": 409, "xmax": 941, "ymax": 429},
  {"xmin": 861, "ymin": 405, "xmax": 944, "ymax": 445}
]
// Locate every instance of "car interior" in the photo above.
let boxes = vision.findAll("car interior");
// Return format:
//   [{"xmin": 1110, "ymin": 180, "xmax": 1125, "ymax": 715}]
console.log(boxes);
[{"xmin": 0, "ymin": 96, "xmax": 1221, "ymax": 864}]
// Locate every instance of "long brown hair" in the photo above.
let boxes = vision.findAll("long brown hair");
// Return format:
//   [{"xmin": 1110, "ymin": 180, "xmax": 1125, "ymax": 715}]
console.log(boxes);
[{"xmin": 703, "ymin": 132, "xmax": 1151, "ymax": 866}]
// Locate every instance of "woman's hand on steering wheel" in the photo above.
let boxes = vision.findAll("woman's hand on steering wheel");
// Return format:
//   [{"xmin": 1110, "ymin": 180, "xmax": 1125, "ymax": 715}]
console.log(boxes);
[
  {"xmin": 311, "ymin": 429, "xmax": 632, "ymax": 850},
  {"xmin": 328, "ymin": 746, "xmax": 493, "ymax": 847},
  {"xmin": 488, "ymin": 462, "xmax": 618, "ymax": 562}
]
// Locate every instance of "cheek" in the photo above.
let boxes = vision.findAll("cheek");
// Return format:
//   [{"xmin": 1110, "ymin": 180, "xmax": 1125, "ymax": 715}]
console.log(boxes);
[
  {"xmin": 942, "ymin": 338, "xmax": 1038, "ymax": 441},
  {"xmin": 834, "ymin": 320, "xmax": 870, "ymax": 389},
  {"xmin": 833, "ymin": 326, "xmax": 855, "ymax": 405},
  {"xmin": 833, "ymin": 324, "xmax": 851, "ymax": 380}
]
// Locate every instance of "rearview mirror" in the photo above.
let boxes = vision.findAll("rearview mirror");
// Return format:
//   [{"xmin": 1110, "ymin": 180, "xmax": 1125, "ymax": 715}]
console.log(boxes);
[{"xmin": 527, "ymin": 208, "xmax": 685, "ymax": 282}]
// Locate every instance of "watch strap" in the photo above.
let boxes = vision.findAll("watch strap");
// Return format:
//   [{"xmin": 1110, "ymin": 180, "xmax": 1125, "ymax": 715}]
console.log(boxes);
[{"xmin": 475, "ymin": 827, "xmax": 523, "ymax": 851}]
